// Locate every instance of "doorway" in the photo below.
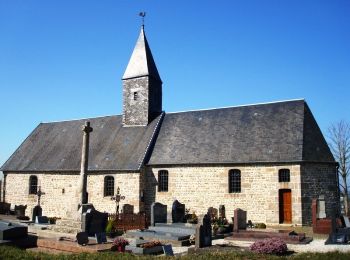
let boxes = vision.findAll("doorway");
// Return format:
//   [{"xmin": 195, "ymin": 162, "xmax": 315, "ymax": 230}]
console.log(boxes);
[{"xmin": 279, "ymin": 189, "xmax": 292, "ymax": 223}]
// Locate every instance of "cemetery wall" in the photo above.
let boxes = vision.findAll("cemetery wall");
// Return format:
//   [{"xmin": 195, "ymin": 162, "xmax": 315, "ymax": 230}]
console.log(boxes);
[
  {"xmin": 4, "ymin": 172, "xmax": 141, "ymax": 218},
  {"xmin": 144, "ymin": 164, "xmax": 303, "ymax": 225},
  {"xmin": 300, "ymin": 163, "xmax": 339, "ymax": 225}
]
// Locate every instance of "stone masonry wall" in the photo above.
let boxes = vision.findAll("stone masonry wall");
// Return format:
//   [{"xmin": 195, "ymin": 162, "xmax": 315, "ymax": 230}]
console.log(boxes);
[
  {"xmin": 300, "ymin": 163, "xmax": 339, "ymax": 225},
  {"xmin": 144, "ymin": 164, "xmax": 303, "ymax": 225},
  {"xmin": 4, "ymin": 172, "xmax": 140, "ymax": 219},
  {"xmin": 123, "ymin": 77, "xmax": 149, "ymax": 126}
]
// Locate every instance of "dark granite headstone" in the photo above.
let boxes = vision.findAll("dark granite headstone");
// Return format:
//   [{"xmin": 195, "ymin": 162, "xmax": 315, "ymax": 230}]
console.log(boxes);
[
  {"xmin": 151, "ymin": 202, "xmax": 167, "ymax": 226},
  {"xmin": 195, "ymin": 214, "xmax": 212, "ymax": 248},
  {"xmin": 35, "ymin": 216, "xmax": 49, "ymax": 224},
  {"xmin": 122, "ymin": 204, "xmax": 134, "ymax": 214},
  {"xmin": 234, "ymin": 208, "xmax": 247, "ymax": 232},
  {"xmin": 0, "ymin": 221, "xmax": 28, "ymax": 240},
  {"xmin": 32, "ymin": 205, "xmax": 42, "ymax": 222},
  {"xmin": 95, "ymin": 232, "xmax": 107, "ymax": 244},
  {"xmin": 207, "ymin": 207, "xmax": 218, "ymax": 220},
  {"xmin": 82, "ymin": 209, "xmax": 108, "ymax": 236},
  {"xmin": 14, "ymin": 205, "xmax": 27, "ymax": 217},
  {"xmin": 219, "ymin": 205, "xmax": 225, "ymax": 219},
  {"xmin": 162, "ymin": 244, "xmax": 174, "ymax": 256},
  {"xmin": 172, "ymin": 200, "xmax": 185, "ymax": 223},
  {"xmin": 76, "ymin": 232, "xmax": 89, "ymax": 245}
]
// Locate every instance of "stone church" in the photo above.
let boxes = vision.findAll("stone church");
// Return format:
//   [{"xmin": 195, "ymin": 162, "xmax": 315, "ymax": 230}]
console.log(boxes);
[{"xmin": 1, "ymin": 27, "xmax": 339, "ymax": 225}]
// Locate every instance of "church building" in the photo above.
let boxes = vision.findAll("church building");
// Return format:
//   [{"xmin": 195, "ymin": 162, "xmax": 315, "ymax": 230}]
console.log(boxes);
[{"xmin": 1, "ymin": 27, "xmax": 339, "ymax": 225}]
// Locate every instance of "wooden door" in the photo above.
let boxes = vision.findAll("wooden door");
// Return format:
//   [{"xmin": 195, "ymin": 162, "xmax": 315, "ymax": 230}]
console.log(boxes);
[{"xmin": 279, "ymin": 189, "xmax": 292, "ymax": 223}]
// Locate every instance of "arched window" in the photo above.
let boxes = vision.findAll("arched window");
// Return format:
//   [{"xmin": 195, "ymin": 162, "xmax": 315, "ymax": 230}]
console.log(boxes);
[
  {"xmin": 104, "ymin": 176, "xmax": 114, "ymax": 196},
  {"xmin": 279, "ymin": 169, "xmax": 290, "ymax": 182},
  {"xmin": 29, "ymin": 175, "xmax": 38, "ymax": 194},
  {"xmin": 229, "ymin": 169, "xmax": 241, "ymax": 193},
  {"xmin": 158, "ymin": 170, "xmax": 169, "ymax": 192}
]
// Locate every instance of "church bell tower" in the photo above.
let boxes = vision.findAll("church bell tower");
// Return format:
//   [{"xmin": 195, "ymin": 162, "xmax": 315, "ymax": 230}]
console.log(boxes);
[{"xmin": 122, "ymin": 26, "xmax": 162, "ymax": 126}]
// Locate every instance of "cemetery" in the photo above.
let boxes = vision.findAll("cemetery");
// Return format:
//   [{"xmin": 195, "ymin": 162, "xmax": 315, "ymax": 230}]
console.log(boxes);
[{"xmin": 1, "ymin": 194, "xmax": 350, "ymax": 258}]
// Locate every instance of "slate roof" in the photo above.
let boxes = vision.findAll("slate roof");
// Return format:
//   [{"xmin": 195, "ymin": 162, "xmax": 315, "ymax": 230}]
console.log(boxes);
[
  {"xmin": 1, "ymin": 100, "xmax": 334, "ymax": 172},
  {"xmin": 148, "ymin": 100, "xmax": 335, "ymax": 165},
  {"xmin": 1, "ymin": 114, "xmax": 163, "ymax": 172}
]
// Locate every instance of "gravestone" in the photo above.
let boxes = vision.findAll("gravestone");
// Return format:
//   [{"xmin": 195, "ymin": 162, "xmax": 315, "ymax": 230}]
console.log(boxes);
[
  {"xmin": 151, "ymin": 202, "xmax": 167, "ymax": 226},
  {"xmin": 14, "ymin": 205, "xmax": 27, "ymax": 217},
  {"xmin": 207, "ymin": 207, "xmax": 218, "ymax": 220},
  {"xmin": 219, "ymin": 205, "xmax": 225, "ymax": 219},
  {"xmin": 35, "ymin": 216, "xmax": 49, "ymax": 224},
  {"xmin": 32, "ymin": 205, "xmax": 42, "ymax": 222},
  {"xmin": 82, "ymin": 209, "xmax": 108, "ymax": 237},
  {"xmin": 95, "ymin": 232, "xmax": 107, "ymax": 244},
  {"xmin": 317, "ymin": 195, "xmax": 326, "ymax": 219},
  {"xmin": 195, "ymin": 214, "xmax": 212, "ymax": 248},
  {"xmin": 0, "ymin": 221, "xmax": 28, "ymax": 240},
  {"xmin": 234, "ymin": 208, "xmax": 247, "ymax": 232},
  {"xmin": 123, "ymin": 204, "xmax": 134, "ymax": 214},
  {"xmin": 76, "ymin": 232, "xmax": 89, "ymax": 245},
  {"xmin": 172, "ymin": 200, "xmax": 185, "ymax": 223},
  {"xmin": 162, "ymin": 244, "xmax": 174, "ymax": 256}
]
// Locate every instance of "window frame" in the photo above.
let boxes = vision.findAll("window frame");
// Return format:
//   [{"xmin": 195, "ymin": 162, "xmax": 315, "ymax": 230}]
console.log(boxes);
[
  {"xmin": 29, "ymin": 175, "xmax": 38, "ymax": 195},
  {"xmin": 104, "ymin": 176, "xmax": 115, "ymax": 197},
  {"xmin": 278, "ymin": 169, "xmax": 290, "ymax": 182},
  {"xmin": 228, "ymin": 169, "xmax": 241, "ymax": 193},
  {"xmin": 158, "ymin": 170, "xmax": 169, "ymax": 192}
]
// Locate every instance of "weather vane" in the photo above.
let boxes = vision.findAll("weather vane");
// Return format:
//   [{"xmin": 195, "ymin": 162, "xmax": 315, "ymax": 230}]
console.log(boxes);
[{"xmin": 139, "ymin": 11, "xmax": 146, "ymax": 27}]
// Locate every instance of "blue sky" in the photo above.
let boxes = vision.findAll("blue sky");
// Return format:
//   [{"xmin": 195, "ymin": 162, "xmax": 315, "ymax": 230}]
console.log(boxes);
[{"xmin": 0, "ymin": 1, "xmax": 349, "ymax": 178}]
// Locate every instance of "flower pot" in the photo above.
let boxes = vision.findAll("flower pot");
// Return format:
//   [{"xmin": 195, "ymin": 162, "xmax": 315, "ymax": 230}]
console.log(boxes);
[{"xmin": 117, "ymin": 245, "xmax": 125, "ymax": 252}]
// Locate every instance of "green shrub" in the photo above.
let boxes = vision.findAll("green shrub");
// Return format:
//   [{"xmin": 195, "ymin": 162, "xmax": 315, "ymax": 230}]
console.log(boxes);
[{"xmin": 255, "ymin": 223, "xmax": 267, "ymax": 229}]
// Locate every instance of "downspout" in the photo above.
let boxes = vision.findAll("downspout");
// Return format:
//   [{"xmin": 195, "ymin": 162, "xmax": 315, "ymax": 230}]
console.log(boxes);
[{"xmin": 336, "ymin": 163, "xmax": 340, "ymax": 215}]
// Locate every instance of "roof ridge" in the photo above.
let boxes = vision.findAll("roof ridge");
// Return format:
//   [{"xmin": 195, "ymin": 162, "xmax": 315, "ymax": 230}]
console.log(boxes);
[
  {"xmin": 41, "ymin": 114, "xmax": 121, "ymax": 124},
  {"xmin": 166, "ymin": 98, "xmax": 305, "ymax": 115}
]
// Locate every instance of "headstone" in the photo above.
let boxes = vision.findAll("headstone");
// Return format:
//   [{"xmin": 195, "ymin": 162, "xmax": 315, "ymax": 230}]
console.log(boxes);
[
  {"xmin": 32, "ymin": 205, "xmax": 42, "ymax": 222},
  {"xmin": 172, "ymin": 200, "xmax": 185, "ymax": 223},
  {"xmin": 151, "ymin": 202, "xmax": 167, "ymax": 226},
  {"xmin": 95, "ymin": 232, "xmax": 107, "ymax": 244},
  {"xmin": 35, "ymin": 216, "xmax": 49, "ymax": 224},
  {"xmin": 234, "ymin": 208, "xmax": 247, "ymax": 232},
  {"xmin": 122, "ymin": 204, "xmax": 134, "ymax": 214},
  {"xmin": 195, "ymin": 214, "xmax": 212, "ymax": 248},
  {"xmin": 162, "ymin": 244, "xmax": 174, "ymax": 256},
  {"xmin": 317, "ymin": 195, "xmax": 326, "ymax": 219},
  {"xmin": 14, "ymin": 205, "xmax": 27, "ymax": 217},
  {"xmin": 76, "ymin": 232, "xmax": 89, "ymax": 245},
  {"xmin": 82, "ymin": 209, "xmax": 108, "ymax": 236},
  {"xmin": 219, "ymin": 205, "xmax": 225, "ymax": 219},
  {"xmin": 207, "ymin": 207, "xmax": 218, "ymax": 220}
]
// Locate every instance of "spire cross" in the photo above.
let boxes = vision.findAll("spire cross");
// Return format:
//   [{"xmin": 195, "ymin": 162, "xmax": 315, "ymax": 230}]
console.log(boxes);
[{"xmin": 139, "ymin": 12, "xmax": 146, "ymax": 27}]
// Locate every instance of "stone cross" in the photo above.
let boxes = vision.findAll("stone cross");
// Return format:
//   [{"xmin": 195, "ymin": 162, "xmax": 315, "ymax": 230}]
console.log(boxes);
[
  {"xmin": 111, "ymin": 187, "xmax": 125, "ymax": 215},
  {"xmin": 78, "ymin": 121, "xmax": 93, "ymax": 207},
  {"xmin": 36, "ymin": 186, "xmax": 45, "ymax": 206}
]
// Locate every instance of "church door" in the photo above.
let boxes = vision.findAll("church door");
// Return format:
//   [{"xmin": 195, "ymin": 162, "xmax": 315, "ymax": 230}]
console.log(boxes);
[{"xmin": 279, "ymin": 189, "xmax": 292, "ymax": 223}]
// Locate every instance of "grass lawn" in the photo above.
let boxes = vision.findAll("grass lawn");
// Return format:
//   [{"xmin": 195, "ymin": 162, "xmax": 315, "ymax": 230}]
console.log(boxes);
[{"xmin": 1, "ymin": 246, "xmax": 350, "ymax": 260}]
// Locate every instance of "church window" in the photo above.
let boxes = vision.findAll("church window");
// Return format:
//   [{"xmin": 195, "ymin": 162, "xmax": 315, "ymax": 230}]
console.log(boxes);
[
  {"xmin": 229, "ymin": 169, "xmax": 241, "ymax": 193},
  {"xmin": 133, "ymin": 91, "xmax": 138, "ymax": 101},
  {"xmin": 104, "ymin": 176, "xmax": 114, "ymax": 196},
  {"xmin": 29, "ymin": 175, "xmax": 38, "ymax": 194},
  {"xmin": 279, "ymin": 169, "xmax": 290, "ymax": 182},
  {"xmin": 158, "ymin": 170, "xmax": 168, "ymax": 192}
]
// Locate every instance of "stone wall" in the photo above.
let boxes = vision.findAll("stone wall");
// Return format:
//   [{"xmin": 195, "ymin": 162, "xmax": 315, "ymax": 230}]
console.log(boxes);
[
  {"xmin": 4, "ymin": 172, "xmax": 141, "ymax": 219},
  {"xmin": 144, "ymin": 164, "xmax": 303, "ymax": 225},
  {"xmin": 300, "ymin": 163, "xmax": 339, "ymax": 225}
]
